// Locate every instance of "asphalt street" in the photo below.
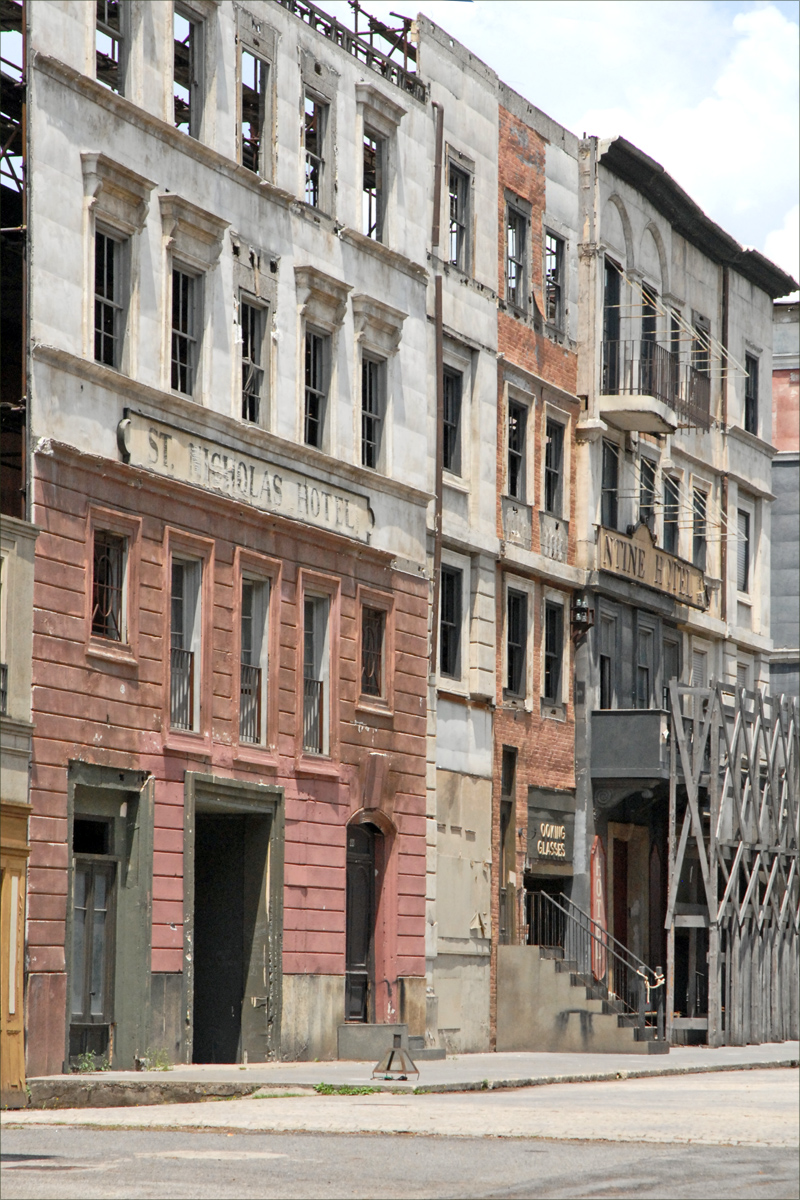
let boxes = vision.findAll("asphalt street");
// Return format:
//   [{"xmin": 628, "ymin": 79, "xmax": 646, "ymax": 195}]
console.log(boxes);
[{"xmin": 1, "ymin": 1127, "xmax": 798, "ymax": 1200}]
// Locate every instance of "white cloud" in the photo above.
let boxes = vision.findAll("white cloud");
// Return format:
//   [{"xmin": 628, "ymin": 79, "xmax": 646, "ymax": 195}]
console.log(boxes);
[{"xmin": 322, "ymin": 1, "xmax": 798, "ymax": 265}]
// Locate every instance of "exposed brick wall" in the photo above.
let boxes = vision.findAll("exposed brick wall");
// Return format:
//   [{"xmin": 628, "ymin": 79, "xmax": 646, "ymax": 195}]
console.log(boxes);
[
  {"xmin": 772, "ymin": 368, "xmax": 799, "ymax": 453},
  {"xmin": 489, "ymin": 106, "xmax": 580, "ymax": 1044},
  {"xmin": 28, "ymin": 447, "xmax": 427, "ymax": 1063}
]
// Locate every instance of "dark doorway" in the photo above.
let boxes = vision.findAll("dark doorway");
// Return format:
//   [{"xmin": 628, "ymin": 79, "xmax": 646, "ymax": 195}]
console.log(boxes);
[
  {"xmin": 193, "ymin": 813, "xmax": 270, "ymax": 1063},
  {"xmin": 613, "ymin": 839, "xmax": 628, "ymax": 948},
  {"xmin": 345, "ymin": 824, "xmax": 377, "ymax": 1023}
]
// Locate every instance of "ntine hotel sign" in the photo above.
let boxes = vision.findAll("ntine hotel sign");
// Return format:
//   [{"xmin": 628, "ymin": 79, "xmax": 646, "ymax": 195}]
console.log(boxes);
[
  {"xmin": 118, "ymin": 412, "xmax": 372, "ymax": 543},
  {"xmin": 597, "ymin": 523, "xmax": 707, "ymax": 610}
]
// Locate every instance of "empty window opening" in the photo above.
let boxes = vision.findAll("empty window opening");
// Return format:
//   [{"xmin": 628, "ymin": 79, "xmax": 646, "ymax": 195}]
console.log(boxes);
[
  {"xmin": 692, "ymin": 488, "xmax": 707, "ymax": 572},
  {"xmin": 663, "ymin": 476, "xmax": 680, "ymax": 555},
  {"xmin": 506, "ymin": 589, "xmax": 527, "ymax": 697},
  {"xmin": 241, "ymin": 49, "xmax": 267, "ymax": 174},
  {"xmin": 442, "ymin": 368, "xmax": 462, "ymax": 475},
  {"xmin": 506, "ymin": 208, "xmax": 526, "ymax": 308},
  {"xmin": 507, "ymin": 401, "xmax": 526, "ymax": 500},
  {"xmin": 303, "ymin": 594, "xmax": 329, "ymax": 754},
  {"xmin": 662, "ymin": 636, "xmax": 680, "ymax": 709},
  {"xmin": 96, "ymin": 0, "xmax": 124, "ymax": 93},
  {"xmin": 171, "ymin": 268, "xmax": 199, "ymax": 395},
  {"xmin": 241, "ymin": 300, "xmax": 264, "ymax": 423},
  {"xmin": 639, "ymin": 457, "xmax": 656, "ymax": 529},
  {"xmin": 362, "ymin": 130, "xmax": 383, "ymax": 241},
  {"xmin": 240, "ymin": 578, "xmax": 268, "ymax": 744},
  {"xmin": 737, "ymin": 509, "xmax": 750, "ymax": 594},
  {"xmin": 174, "ymin": 8, "xmax": 201, "ymax": 137},
  {"xmin": 361, "ymin": 356, "xmax": 382, "ymax": 469},
  {"xmin": 170, "ymin": 559, "xmax": 200, "ymax": 731},
  {"xmin": 92, "ymin": 531, "xmax": 125, "ymax": 642},
  {"xmin": 602, "ymin": 260, "xmax": 621, "ymax": 393},
  {"xmin": 439, "ymin": 566, "xmax": 462, "ymax": 679},
  {"xmin": 361, "ymin": 606, "xmax": 385, "ymax": 697},
  {"xmin": 72, "ymin": 817, "xmax": 111, "ymax": 856},
  {"xmin": 544, "ymin": 419, "xmax": 564, "ymax": 516},
  {"xmin": 545, "ymin": 233, "xmax": 564, "ymax": 328},
  {"xmin": 448, "ymin": 165, "xmax": 468, "ymax": 269},
  {"xmin": 304, "ymin": 94, "xmax": 326, "ymax": 208},
  {"xmin": 304, "ymin": 330, "xmax": 328, "ymax": 448},
  {"xmin": 601, "ymin": 440, "xmax": 619, "ymax": 529},
  {"xmin": 543, "ymin": 602, "xmax": 563, "ymax": 704},
  {"xmin": 744, "ymin": 353, "xmax": 758, "ymax": 435},
  {"xmin": 94, "ymin": 231, "xmax": 123, "ymax": 368}
]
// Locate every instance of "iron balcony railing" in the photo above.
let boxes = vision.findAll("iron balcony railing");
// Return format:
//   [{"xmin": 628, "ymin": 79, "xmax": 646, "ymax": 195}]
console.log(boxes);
[
  {"xmin": 602, "ymin": 340, "xmax": 711, "ymax": 430},
  {"xmin": 527, "ymin": 890, "xmax": 665, "ymax": 1039},
  {"xmin": 0, "ymin": 661, "xmax": 7, "ymax": 715},
  {"xmin": 303, "ymin": 676, "xmax": 324, "ymax": 754},
  {"xmin": 239, "ymin": 663, "xmax": 262, "ymax": 744},
  {"xmin": 170, "ymin": 647, "xmax": 194, "ymax": 731}
]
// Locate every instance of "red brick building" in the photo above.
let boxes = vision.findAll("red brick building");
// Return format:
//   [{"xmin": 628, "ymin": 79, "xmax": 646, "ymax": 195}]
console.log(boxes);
[{"xmin": 490, "ymin": 89, "xmax": 581, "ymax": 1040}]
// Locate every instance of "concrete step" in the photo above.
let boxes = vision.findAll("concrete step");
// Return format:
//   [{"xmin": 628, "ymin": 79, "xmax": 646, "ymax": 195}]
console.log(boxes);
[{"xmin": 408, "ymin": 1037, "xmax": 446, "ymax": 1061}]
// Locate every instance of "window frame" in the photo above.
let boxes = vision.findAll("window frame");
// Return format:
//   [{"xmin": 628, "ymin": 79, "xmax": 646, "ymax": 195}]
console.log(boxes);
[
  {"xmin": 169, "ymin": 556, "xmax": 202, "ymax": 734},
  {"xmin": 544, "ymin": 231, "xmax": 565, "ymax": 330},
  {"xmin": 303, "ymin": 326, "xmax": 330, "ymax": 450},
  {"xmin": 447, "ymin": 158, "xmax": 471, "ymax": 273},
  {"xmin": 503, "ymin": 577, "xmax": 534, "ymax": 704},
  {"xmin": 85, "ymin": 507, "xmax": 141, "ymax": 665},
  {"xmin": 506, "ymin": 204, "xmax": 528, "ymax": 312},
  {"xmin": 303, "ymin": 90, "xmax": 328, "ymax": 210},
  {"xmin": 95, "ymin": 0, "xmax": 128, "ymax": 96},
  {"xmin": 360, "ymin": 353, "xmax": 384, "ymax": 471},
  {"xmin": 239, "ymin": 576, "xmax": 270, "ymax": 747},
  {"xmin": 170, "ymin": 263, "xmax": 203, "ymax": 397},
  {"xmin": 239, "ymin": 293, "xmax": 267, "ymax": 424},
  {"xmin": 442, "ymin": 366, "xmax": 463, "ymax": 477},
  {"xmin": 662, "ymin": 474, "xmax": 680, "ymax": 556},
  {"xmin": 233, "ymin": 548, "xmax": 280, "ymax": 761},
  {"xmin": 297, "ymin": 570, "xmax": 340, "ymax": 764},
  {"xmin": 542, "ymin": 592, "xmax": 567, "ymax": 712},
  {"xmin": 744, "ymin": 352, "xmax": 759, "ymax": 436},
  {"xmin": 736, "ymin": 499, "xmax": 756, "ymax": 599},
  {"xmin": 91, "ymin": 530, "xmax": 126, "ymax": 645},
  {"xmin": 93, "ymin": 226, "xmax": 128, "ymax": 371},
  {"xmin": 173, "ymin": 3, "xmax": 205, "ymax": 140},
  {"xmin": 543, "ymin": 417, "xmax": 565, "ymax": 517},
  {"xmin": 507, "ymin": 398, "xmax": 528, "ymax": 502},
  {"xmin": 601, "ymin": 438, "xmax": 619, "ymax": 530},
  {"xmin": 639, "ymin": 455, "xmax": 657, "ymax": 530},
  {"xmin": 692, "ymin": 484, "xmax": 708, "ymax": 573},
  {"xmin": 362, "ymin": 127, "xmax": 386, "ymax": 242},
  {"xmin": 597, "ymin": 605, "xmax": 619, "ymax": 711},
  {"xmin": 439, "ymin": 560, "xmax": 467, "ymax": 685},
  {"xmin": 356, "ymin": 585, "xmax": 395, "ymax": 713},
  {"xmin": 163, "ymin": 529, "xmax": 213, "ymax": 750},
  {"xmin": 239, "ymin": 46, "xmax": 269, "ymax": 176}
]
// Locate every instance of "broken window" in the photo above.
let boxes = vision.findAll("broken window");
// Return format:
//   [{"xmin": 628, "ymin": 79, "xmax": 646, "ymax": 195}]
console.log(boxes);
[
  {"xmin": 171, "ymin": 267, "xmax": 200, "ymax": 395},
  {"xmin": 94, "ymin": 231, "xmax": 124, "ymax": 368},
  {"xmin": 362, "ymin": 130, "xmax": 384, "ymax": 241},
  {"xmin": 361, "ymin": 356, "xmax": 383, "ymax": 469},
  {"xmin": 506, "ymin": 207, "xmax": 526, "ymax": 308},
  {"xmin": 92, "ymin": 531, "xmax": 125, "ymax": 642},
  {"xmin": 174, "ymin": 7, "xmax": 202, "ymax": 137},
  {"xmin": 506, "ymin": 589, "xmax": 527, "ymax": 697},
  {"xmin": 96, "ymin": 0, "xmax": 125, "ymax": 93},
  {"xmin": 545, "ymin": 233, "xmax": 565, "ymax": 328},
  {"xmin": 507, "ymin": 401, "xmax": 526, "ymax": 501},
  {"xmin": 442, "ymin": 368, "xmax": 462, "ymax": 475},
  {"xmin": 240, "ymin": 49, "xmax": 267, "ymax": 174},
  {"xmin": 240, "ymin": 299, "xmax": 264, "ymax": 423},
  {"xmin": 304, "ymin": 94, "xmax": 327, "ymax": 208},
  {"xmin": 448, "ymin": 165, "xmax": 469, "ymax": 270}
]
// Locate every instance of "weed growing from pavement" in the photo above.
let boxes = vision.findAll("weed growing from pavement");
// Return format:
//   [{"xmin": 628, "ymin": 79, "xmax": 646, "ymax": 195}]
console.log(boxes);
[{"xmin": 313, "ymin": 1083, "xmax": 380, "ymax": 1096}]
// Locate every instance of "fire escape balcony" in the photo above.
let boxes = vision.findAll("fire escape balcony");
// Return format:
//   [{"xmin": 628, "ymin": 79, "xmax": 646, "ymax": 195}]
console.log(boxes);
[{"xmin": 600, "ymin": 341, "xmax": 711, "ymax": 434}]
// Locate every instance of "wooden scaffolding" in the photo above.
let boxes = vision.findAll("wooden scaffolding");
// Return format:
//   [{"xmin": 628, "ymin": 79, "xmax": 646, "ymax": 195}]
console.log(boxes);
[{"xmin": 666, "ymin": 681, "xmax": 799, "ymax": 1045}]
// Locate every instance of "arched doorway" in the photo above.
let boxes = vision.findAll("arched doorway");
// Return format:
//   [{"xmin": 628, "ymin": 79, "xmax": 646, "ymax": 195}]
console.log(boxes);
[{"xmin": 345, "ymin": 823, "xmax": 380, "ymax": 1022}]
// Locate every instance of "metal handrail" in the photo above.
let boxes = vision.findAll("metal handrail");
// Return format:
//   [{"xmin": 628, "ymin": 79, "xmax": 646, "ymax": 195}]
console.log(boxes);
[
  {"xmin": 239, "ymin": 662, "xmax": 262, "ymax": 743},
  {"xmin": 170, "ymin": 647, "xmax": 194, "ymax": 730},
  {"xmin": 528, "ymin": 890, "xmax": 665, "ymax": 1037},
  {"xmin": 601, "ymin": 339, "xmax": 711, "ymax": 430},
  {"xmin": 303, "ymin": 676, "xmax": 324, "ymax": 754}
]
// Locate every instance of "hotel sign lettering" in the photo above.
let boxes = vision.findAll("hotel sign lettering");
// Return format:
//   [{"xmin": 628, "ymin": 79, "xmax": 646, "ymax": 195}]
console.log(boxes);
[
  {"xmin": 118, "ymin": 412, "xmax": 372, "ymax": 542},
  {"xmin": 597, "ymin": 524, "xmax": 707, "ymax": 610}
]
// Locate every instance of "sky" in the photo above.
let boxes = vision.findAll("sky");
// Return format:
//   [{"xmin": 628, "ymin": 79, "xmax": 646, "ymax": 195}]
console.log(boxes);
[{"xmin": 324, "ymin": 0, "xmax": 799, "ymax": 288}]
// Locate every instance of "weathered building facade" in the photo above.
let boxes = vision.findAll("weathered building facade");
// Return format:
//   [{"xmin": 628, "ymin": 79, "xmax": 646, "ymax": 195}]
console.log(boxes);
[
  {"xmin": 771, "ymin": 300, "xmax": 799, "ymax": 700},
  {"xmin": 19, "ymin": 0, "xmax": 434, "ymax": 1073}
]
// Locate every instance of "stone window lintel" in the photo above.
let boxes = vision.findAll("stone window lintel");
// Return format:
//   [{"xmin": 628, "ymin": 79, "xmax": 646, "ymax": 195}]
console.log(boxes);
[
  {"xmin": 159, "ymin": 193, "xmax": 229, "ymax": 270},
  {"xmin": 295, "ymin": 265, "xmax": 351, "ymax": 331},
  {"xmin": 351, "ymin": 294, "xmax": 407, "ymax": 357},
  {"xmin": 81, "ymin": 152, "xmax": 156, "ymax": 234}
]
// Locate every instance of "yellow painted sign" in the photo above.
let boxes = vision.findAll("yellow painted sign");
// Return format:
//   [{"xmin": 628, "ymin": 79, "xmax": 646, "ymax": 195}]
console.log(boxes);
[{"xmin": 597, "ymin": 523, "xmax": 707, "ymax": 609}]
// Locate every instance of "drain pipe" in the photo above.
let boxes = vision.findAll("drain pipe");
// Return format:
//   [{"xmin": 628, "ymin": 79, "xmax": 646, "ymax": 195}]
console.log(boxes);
[{"xmin": 429, "ymin": 101, "xmax": 445, "ymax": 675}]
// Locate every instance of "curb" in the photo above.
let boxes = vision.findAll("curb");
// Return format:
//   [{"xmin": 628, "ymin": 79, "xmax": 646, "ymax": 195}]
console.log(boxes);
[{"xmin": 21, "ymin": 1058, "xmax": 798, "ymax": 1110}]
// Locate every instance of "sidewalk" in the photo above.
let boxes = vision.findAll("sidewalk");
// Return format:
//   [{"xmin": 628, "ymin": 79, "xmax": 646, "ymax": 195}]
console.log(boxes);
[{"xmin": 19, "ymin": 1041, "xmax": 799, "ymax": 1109}]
